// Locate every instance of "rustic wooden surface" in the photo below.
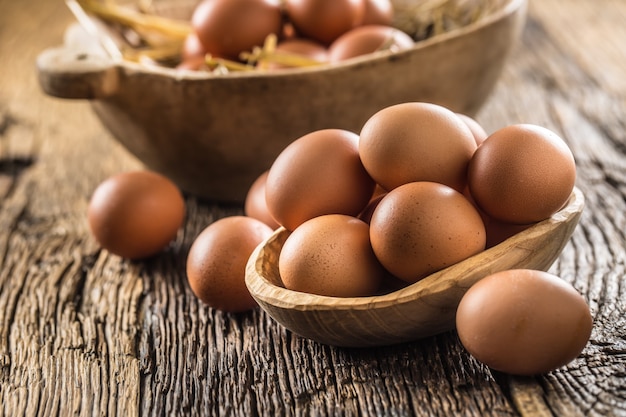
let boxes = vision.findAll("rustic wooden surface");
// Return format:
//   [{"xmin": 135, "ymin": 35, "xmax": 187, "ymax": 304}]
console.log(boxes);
[{"xmin": 1, "ymin": 0, "xmax": 625, "ymax": 416}]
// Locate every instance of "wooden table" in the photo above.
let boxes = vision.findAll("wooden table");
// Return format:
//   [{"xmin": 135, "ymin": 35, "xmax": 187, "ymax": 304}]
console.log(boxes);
[{"xmin": 1, "ymin": 0, "xmax": 625, "ymax": 415}]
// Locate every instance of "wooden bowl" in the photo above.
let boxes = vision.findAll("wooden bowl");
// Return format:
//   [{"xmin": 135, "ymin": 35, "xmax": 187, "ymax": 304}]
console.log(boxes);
[
  {"xmin": 36, "ymin": 0, "xmax": 527, "ymax": 202},
  {"xmin": 245, "ymin": 187, "xmax": 584, "ymax": 348}
]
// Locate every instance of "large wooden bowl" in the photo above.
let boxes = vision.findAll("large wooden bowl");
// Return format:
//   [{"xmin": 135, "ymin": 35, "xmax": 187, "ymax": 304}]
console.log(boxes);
[
  {"xmin": 245, "ymin": 187, "xmax": 584, "ymax": 348},
  {"xmin": 36, "ymin": 0, "xmax": 527, "ymax": 202}
]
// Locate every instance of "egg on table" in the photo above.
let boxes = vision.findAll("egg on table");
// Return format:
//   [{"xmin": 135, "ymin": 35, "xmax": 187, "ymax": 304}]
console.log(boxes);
[
  {"xmin": 186, "ymin": 216, "xmax": 273, "ymax": 312},
  {"xmin": 87, "ymin": 170, "xmax": 186, "ymax": 260},
  {"xmin": 456, "ymin": 269, "xmax": 593, "ymax": 376}
]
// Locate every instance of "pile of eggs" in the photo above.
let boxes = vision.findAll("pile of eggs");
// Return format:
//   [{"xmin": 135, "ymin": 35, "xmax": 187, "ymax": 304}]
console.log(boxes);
[
  {"xmin": 86, "ymin": 101, "xmax": 592, "ymax": 376},
  {"xmin": 179, "ymin": 0, "xmax": 414, "ymax": 70},
  {"xmin": 252, "ymin": 101, "xmax": 577, "ymax": 297}
]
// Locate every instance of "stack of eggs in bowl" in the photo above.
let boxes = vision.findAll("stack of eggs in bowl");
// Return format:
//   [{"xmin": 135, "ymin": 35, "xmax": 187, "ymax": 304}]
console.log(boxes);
[{"xmin": 241, "ymin": 101, "xmax": 590, "ymax": 376}]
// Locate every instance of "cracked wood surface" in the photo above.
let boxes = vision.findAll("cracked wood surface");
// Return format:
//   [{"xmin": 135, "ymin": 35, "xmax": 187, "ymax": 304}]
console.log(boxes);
[{"xmin": 1, "ymin": 0, "xmax": 625, "ymax": 416}]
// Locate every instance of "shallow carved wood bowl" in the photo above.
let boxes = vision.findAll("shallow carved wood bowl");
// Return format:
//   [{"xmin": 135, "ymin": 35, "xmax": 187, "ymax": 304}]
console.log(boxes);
[
  {"xmin": 245, "ymin": 187, "xmax": 584, "ymax": 348},
  {"xmin": 36, "ymin": 0, "xmax": 527, "ymax": 202}
]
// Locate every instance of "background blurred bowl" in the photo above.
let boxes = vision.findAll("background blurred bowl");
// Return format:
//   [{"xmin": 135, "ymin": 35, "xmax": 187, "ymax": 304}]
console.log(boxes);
[{"xmin": 37, "ymin": 0, "xmax": 527, "ymax": 202}]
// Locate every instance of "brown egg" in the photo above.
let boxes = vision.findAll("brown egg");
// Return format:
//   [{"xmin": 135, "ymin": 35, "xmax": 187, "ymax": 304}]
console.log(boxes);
[
  {"xmin": 369, "ymin": 181, "xmax": 486, "ymax": 283},
  {"xmin": 244, "ymin": 171, "xmax": 280, "ymax": 229},
  {"xmin": 456, "ymin": 113, "xmax": 488, "ymax": 146},
  {"xmin": 468, "ymin": 124, "xmax": 576, "ymax": 224},
  {"xmin": 87, "ymin": 170, "xmax": 185, "ymax": 259},
  {"xmin": 328, "ymin": 25, "xmax": 413, "ymax": 62},
  {"xmin": 285, "ymin": 0, "xmax": 365, "ymax": 45},
  {"xmin": 265, "ymin": 129, "xmax": 375, "ymax": 231},
  {"xmin": 186, "ymin": 216, "xmax": 273, "ymax": 312},
  {"xmin": 191, "ymin": 0, "xmax": 283, "ymax": 59},
  {"xmin": 279, "ymin": 214, "xmax": 384, "ymax": 297},
  {"xmin": 456, "ymin": 269, "xmax": 593, "ymax": 376},
  {"xmin": 360, "ymin": 0, "xmax": 394, "ymax": 26},
  {"xmin": 359, "ymin": 102, "xmax": 477, "ymax": 192}
]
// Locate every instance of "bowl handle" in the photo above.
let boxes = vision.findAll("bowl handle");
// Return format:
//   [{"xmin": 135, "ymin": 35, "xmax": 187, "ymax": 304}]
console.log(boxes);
[{"xmin": 36, "ymin": 47, "xmax": 119, "ymax": 99}]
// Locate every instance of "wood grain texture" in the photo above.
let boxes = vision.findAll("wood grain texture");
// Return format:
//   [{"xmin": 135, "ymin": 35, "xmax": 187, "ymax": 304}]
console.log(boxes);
[{"xmin": 1, "ymin": 0, "xmax": 625, "ymax": 416}]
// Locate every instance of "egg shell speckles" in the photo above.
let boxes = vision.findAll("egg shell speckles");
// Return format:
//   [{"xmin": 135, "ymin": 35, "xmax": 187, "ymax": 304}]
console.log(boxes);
[
  {"xmin": 468, "ymin": 124, "xmax": 576, "ymax": 224},
  {"xmin": 279, "ymin": 214, "xmax": 385, "ymax": 297},
  {"xmin": 369, "ymin": 181, "xmax": 486, "ymax": 283},
  {"xmin": 359, "ymin": 102, "xmax": 477, "ymax": 193}
]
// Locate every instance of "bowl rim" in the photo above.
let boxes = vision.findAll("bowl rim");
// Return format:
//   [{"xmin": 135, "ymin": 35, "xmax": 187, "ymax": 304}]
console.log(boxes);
[
  {"xmin": 112, "ymin": 0, "xmax": 527, "ymax": 80},
  {"xmin": 246, "ymin": 186, "xmax": 584, "ymax": 312}
]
